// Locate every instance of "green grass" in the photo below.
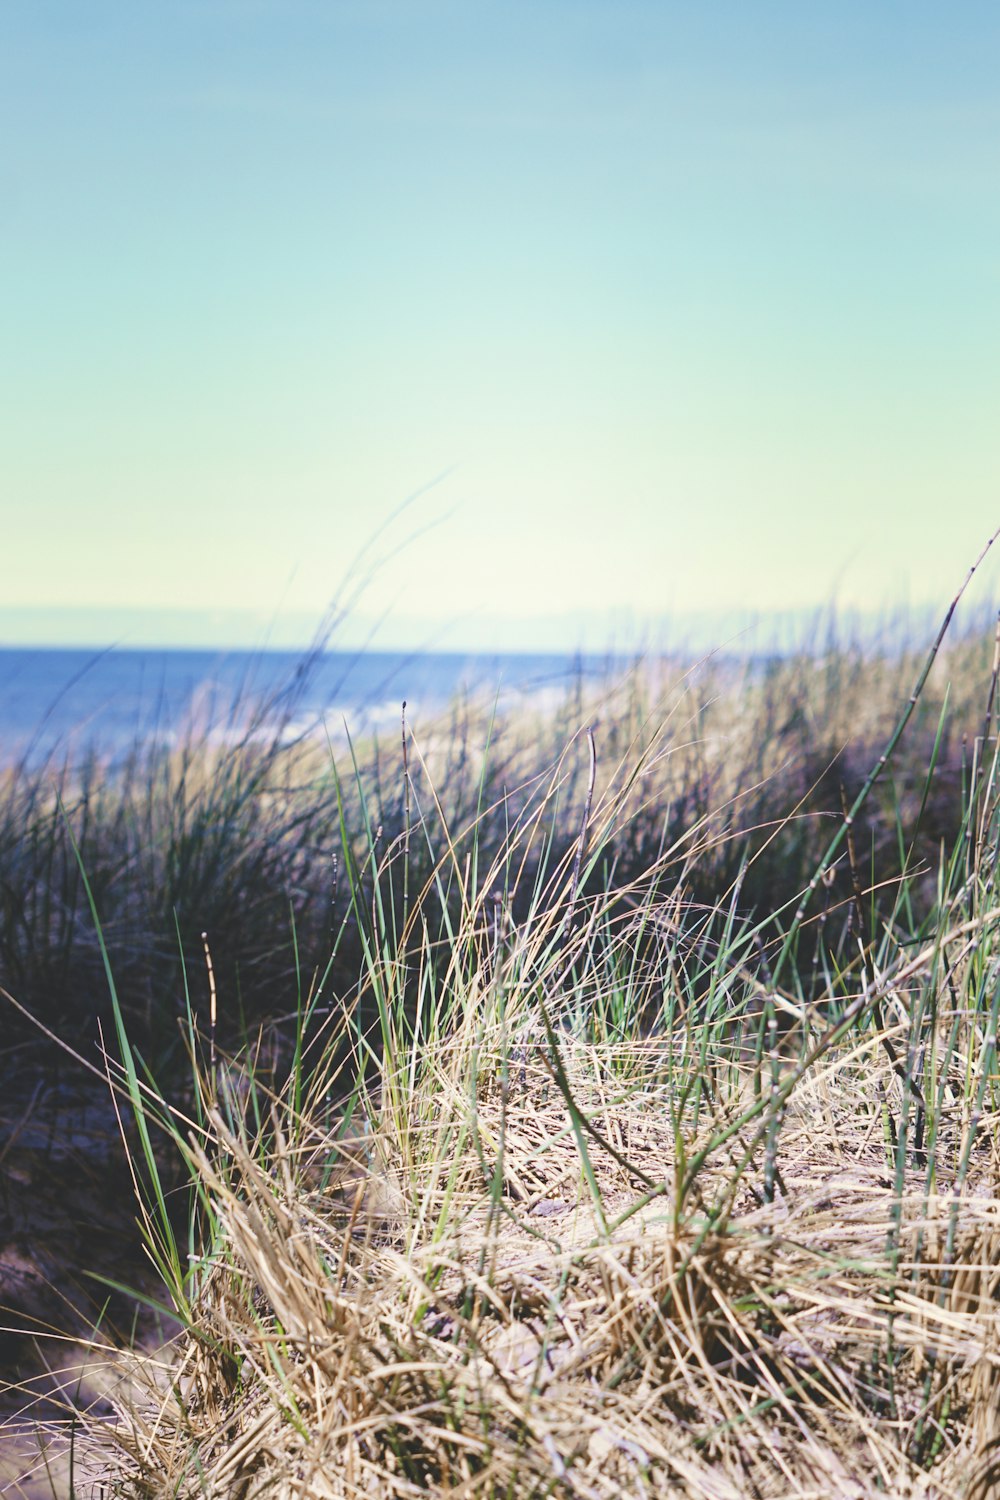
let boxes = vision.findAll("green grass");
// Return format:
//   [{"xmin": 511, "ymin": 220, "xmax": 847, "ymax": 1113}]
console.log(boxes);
[
  {"xmin": 5, "ymin": 569, "xmax": 1000, "ymax": 1495},
  {"xmin": 2, "ymin": 616, "xmax": 995, "ymax": 1066}
]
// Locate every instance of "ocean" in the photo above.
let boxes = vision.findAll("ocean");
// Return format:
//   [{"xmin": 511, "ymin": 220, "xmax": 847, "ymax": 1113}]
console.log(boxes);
[{"xmin": 0, "ymin": 647, "xmax": 617, "ymax": 765}]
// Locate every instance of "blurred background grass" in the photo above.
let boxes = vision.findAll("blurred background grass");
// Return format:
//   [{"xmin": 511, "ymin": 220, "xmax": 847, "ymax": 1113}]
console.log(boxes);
[{"xmin": 1, "ymin": 614, "xmax": 994, "ymax": 1069}]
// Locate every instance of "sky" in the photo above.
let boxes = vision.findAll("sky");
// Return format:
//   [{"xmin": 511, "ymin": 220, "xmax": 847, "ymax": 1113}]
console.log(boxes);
[{"xmin": 2, "ymin": 2, "xmax": 999, "ymax": 651}]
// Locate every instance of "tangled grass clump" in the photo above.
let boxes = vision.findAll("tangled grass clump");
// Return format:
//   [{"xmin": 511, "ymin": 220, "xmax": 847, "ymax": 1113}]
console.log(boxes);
[
  {"xmin": 71, "ymin": 605, "xmax": 1000, "ymax": 1493},
  {"xmin": 82, "ymin": 902, "xmax": 1000, "ymax": 1497},
  {"xmin": 6, "ymin": 546, "xmax": 1000, "ymax": 1496}
]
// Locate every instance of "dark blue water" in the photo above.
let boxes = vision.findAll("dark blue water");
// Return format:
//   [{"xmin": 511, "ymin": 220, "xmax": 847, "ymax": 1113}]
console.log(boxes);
[{"xmin": 0, "ymin": 647, "xmax": 614, "ymax": 765}]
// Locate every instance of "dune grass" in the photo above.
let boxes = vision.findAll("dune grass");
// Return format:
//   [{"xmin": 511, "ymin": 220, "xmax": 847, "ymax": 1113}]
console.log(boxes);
[
  {"xmin": 1, "ymin": 614, "xmax": 995, "ymax": 1064},
  {"xmin": 5, "ymin": 576, "xmax": 1000, "ymax": 1494}
]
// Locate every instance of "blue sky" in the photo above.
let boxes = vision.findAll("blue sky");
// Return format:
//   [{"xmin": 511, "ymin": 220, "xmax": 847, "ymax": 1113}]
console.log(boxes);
[{"xmin": 3, "ymin": 2, "xmax": 998, "ymax": 649}]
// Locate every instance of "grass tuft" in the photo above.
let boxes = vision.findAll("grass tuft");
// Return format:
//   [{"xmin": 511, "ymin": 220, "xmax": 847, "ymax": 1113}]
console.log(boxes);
[{"xmin": 5, "ymin": 586, "xmax": 1000, "ymax": 1494}]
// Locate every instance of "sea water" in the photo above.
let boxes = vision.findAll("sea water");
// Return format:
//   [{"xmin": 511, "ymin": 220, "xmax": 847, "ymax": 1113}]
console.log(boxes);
[{"xmin": 0, "ymin": 647, "xmax": 614, "ymax": 765}]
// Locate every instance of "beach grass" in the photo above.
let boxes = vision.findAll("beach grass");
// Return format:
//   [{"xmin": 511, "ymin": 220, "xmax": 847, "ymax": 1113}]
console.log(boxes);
[{"xmin": 4, "ymin": 574, "xmax": 1000, "ymax": 1495}]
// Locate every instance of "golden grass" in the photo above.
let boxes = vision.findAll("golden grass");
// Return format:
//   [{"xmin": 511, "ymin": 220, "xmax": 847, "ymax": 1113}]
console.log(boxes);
[
  {"xmin": 80, "ymin": 1020, "xmax": 1000, "ymax": 1499},
  {"xmin": 6, "ymin": 579, "xmax": 1000, "ymax": 1497}
]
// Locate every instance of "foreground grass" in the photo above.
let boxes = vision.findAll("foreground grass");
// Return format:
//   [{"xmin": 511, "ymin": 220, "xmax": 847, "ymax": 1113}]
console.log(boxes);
[
  {"xmin": 6, "ymin": 579, "xmax": 1000, "ymax": 1495},
  {"xmin": 73, "ymin": 759, "xmax": 1000, "ymax": 1496}
]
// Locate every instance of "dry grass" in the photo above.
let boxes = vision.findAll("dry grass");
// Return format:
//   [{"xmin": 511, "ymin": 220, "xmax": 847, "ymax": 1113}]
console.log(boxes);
[
  {"xmin": 5, "ymin": 572, "xmax": 1000, "ymax": 1496},
  {"xmin": 79, "ymin": 1022, "xmax": 1000, "ymax": 1498},
  {"xmin": 75, "ymin": 708, "xmax": 1000, "ymax": 1494}
]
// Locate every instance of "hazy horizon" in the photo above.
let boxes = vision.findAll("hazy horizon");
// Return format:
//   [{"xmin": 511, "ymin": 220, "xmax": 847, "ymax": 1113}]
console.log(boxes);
[{"xmin": 0, "ymin": 596, "xmax": 965, "ymax": 659}]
